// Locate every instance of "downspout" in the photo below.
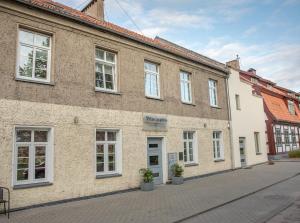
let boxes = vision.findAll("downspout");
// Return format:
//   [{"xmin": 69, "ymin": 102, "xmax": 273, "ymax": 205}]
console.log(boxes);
[{"xmin": 225, "ymin": 69, "xmax": 235, "ymax": 170}]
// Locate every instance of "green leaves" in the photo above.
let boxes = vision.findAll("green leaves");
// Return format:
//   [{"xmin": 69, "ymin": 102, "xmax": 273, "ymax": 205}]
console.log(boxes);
[{"xmin": 139, "ymin": 168, "xmax": 154, "ymax": 183}]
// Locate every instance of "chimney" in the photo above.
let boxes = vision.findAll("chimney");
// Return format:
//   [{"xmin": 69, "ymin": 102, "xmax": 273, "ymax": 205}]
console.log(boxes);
[
  {"xmin": 82, "ymin": 0, "xmax": 104, "ymax": 21},
  {"xmin": 226, "ymin": 59, "xmax": 240, "ymax": 70},
  {"xmin": 248, "ymin": 68, "xmax": 256, "ymax": 75}
]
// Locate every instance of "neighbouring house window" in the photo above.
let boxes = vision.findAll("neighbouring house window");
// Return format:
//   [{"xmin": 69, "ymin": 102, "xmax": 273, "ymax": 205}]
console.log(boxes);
[
  {"xmin": 251, "ymin": 78, "xmax": 258, "ymax": 84},
  {"xmin": 267, "ymin": 84, "xmax": 272, "ymax": 90},
  {"xmin": 180, "ymin": 71, "xmax": 192, "ymax": 103},
  {"xmin": 96, "ymin": 130, "xmax": 121, "ymax": 175},
  {"xmin": 291, "ymin": 130, "xmax": 296, "ymax": 145},
  {"xmin": 95, "ymin": 48, "xmax": 117, "ymax": 91},
  {"xmin": 284, "ymin": 129, "xmax": 290, "ymax": 144},
  {"xmin": 288, "ymin": 100, "xmax": 295, "ymax": 115},
  {"xmin": 254, "ymin": 132, "xmax": 260, "ymax": 154},
  {"xmin": 14, "ymin": 128, "xmax": 52, "ymax": 185},
  {"xmin": 275, "ymin": 129, "xmax": 282, "ymax": 145},
  {"xmin": 17, "ymin": 29, "xmax": 51, "ymax": 82},
  {"xmin": 213, "ymin": 131, "xmax": 224, "ymax": 160},
  {"xmin": 183, "ymin": 131, "xmax": 195, "ymax": 163},
  {"xmin": 235, "ymin": 94, "xmax": 241, "ymax": 110},
  {"xmin": 209, "ymin": 79, "xmax": 218, "ymax": 107},
  {"xmin": 144, "ymin": 61, "xmax": 160, "ymax": 98}
]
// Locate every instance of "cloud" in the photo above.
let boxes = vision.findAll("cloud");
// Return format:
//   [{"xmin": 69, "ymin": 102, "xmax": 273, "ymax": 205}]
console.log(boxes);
[{"xmin": 243, "ymin": 26, "xmax": 257, "ymax": 36}]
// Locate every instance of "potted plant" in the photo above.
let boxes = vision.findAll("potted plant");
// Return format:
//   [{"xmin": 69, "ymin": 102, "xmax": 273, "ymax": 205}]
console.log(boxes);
[
  {"xmin": 171, "ymin": 163, "xmax": 184, "ymax": 185},
  {"xmin": 139, "ymin": 168, "xmax": 154, "ymax": 191}
]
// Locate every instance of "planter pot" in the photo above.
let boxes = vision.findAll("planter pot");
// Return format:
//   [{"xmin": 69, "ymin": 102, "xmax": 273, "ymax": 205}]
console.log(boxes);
[
  {"xmin": 141, "ymin": 182, "xmax": 154, "ymax": 191},
  {"xmin": 172, "ymin": 176, "xmax": 184, "ymax": 185}
]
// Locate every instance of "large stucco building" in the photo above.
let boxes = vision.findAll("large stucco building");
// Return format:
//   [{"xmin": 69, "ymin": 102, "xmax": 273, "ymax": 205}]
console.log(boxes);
[
  {"xmin": 0, "ymin": 0, "xmax": 233, "ymax": 209},
  {"xmin": 226, "ymin": 60, "xmax": 268, "ymax": 168}
]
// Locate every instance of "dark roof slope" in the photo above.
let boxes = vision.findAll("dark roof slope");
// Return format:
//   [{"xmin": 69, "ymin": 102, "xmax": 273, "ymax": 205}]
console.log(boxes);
[{"xmin": 16, "ymin": 0, "xmax": 228, "ymax": 73}]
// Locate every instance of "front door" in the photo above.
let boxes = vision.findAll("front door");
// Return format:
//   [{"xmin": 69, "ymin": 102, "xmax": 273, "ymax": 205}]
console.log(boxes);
[
  {"xmin": 147, "ymin": 138, "xmax": 163, "ymax": 185},
  {"xmin": 239, "ymin": 137, "xmax": 247, "ymax": 167}
]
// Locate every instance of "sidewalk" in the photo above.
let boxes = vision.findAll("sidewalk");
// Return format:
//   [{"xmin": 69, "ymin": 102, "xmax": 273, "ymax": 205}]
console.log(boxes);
[{"xmin": 1, "ymin": 162, "xmax": 300, "ymax": 223}]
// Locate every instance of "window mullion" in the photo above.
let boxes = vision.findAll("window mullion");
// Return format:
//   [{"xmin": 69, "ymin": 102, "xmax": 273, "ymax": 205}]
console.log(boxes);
[
  {"xmin": 104, "ymin": 143, "xmax": 108, "ymax": 173},
  {"xmin": 102, "ymin": 63, "xmax": 106, "ymax": 89},
  {"xmin": 32, "ymin": 46, "xmax": 37, "ymax": 79}
]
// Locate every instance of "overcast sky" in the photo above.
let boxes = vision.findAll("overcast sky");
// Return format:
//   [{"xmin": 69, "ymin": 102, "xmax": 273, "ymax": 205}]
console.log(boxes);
[{"xmin": 58, "ymin": 0, "xmax": 300, "ymax": 92}]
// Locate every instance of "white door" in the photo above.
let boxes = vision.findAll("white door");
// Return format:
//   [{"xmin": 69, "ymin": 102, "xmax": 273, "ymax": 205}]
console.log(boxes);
[{"xmin": 147, "ymin": 138, "xmax": 163, "ymax": 185}]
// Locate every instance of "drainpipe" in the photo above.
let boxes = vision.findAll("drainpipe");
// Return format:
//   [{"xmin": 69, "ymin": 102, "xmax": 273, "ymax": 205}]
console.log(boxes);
[{"xmin": 225, "ymin": 70, "xmax": 235, "ymax": 170}]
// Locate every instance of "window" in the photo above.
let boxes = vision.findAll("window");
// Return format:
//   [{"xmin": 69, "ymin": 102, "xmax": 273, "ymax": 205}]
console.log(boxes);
[
  {"xmin": 144, "ymin": 61, "xmax": 160, "ymax": 98},
  {"xmin": 235, "ymin": 94, "xmax": 241, "ymax": 110},
  {"xmin": 284, "ymin": 129, "xmax": 290, "ymax": 144},
  {"xmin": 275, "ymin": 129, "xmax": 282, "ymax": 145},
  {"xmin": 96, "ymin": 130, "xmax": 121, "ymax": 176},
  {"xmin": 251, "ymin": 78, "xmax": 258, "ymax": 84},
  {"xmin": 213, "ymin": 131, "xmax": 224, "ymax": 160},
  {"xmin": 183, "ymin": 131, "xmax": 195, "ymax": 163},
  {"xmin": 95, "ymin": 48, "xmax": 117, "ymax": 91},
  {"xmin": 17, "ymin": 29, "xmax": 51, "ymax": 82},
  {"xmin": 291, "ymin": 130, "xmax": 296, "ymax": 145},
  {"xmin": 180, "ymin": 71, "xmax": 192, "ymax": 103},
  {"xmin": 267, "ymin": 84, "xmax": 273, "ymax": 90},
  {"xmin": 14, "ymin": 128, "xmax": 52, "ymax": 185},
  {"xmin": 254, "ymin": 132, "xmax": 260, "ymax": 154},
  {"xmin": 209, "ymin": 79, "xmax": 218, "ymax": 107},
  {"xmin": 288, "ymin": 100, "xmax": 295, "ymax": 115}
]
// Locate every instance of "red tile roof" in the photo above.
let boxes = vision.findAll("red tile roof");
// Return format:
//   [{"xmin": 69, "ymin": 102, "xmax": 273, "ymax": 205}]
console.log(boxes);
[{"xmin": 17, "ymin": 0, "xmax": 227, "ymax": 73}]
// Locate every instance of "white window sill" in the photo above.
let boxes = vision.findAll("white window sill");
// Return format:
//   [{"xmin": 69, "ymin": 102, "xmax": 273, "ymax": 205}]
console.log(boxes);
[
  {"xmin": 96, "ymin": 173, "xmax": 122, "ymax": 179},
  {"xmin": 13, "ymin": 182, "xmax": 52, "ymax": 190},
  {"xmin": 145, "ymin": 96, "xmax": 163, "ymax": 101},
  {"xmin": 182, "ymin": 101, "xmax": 196, "ymax": 106},
  {"xmin": 95, "ymin": 88, "xmax": 122, "ymax": 95},
  {"xmin": 214, "ymin": 159, "xmax": 225, "ymax": 162},
  {"xmin": 184, "ymin": 163, "xmax": 199, "ymax": 167},
  {"xmin": 210, "ymin": 105, "xmax": 221, "ymax": 109},
  {"xmin": 15, "ymin": 77, "xmax": 54, "ymax": 86}
]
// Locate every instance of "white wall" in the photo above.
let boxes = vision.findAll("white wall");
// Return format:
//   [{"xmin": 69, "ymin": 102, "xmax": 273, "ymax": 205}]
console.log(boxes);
[{"xmin": 228, "ymin": 68, "xmax": 268, "ymax": 168}]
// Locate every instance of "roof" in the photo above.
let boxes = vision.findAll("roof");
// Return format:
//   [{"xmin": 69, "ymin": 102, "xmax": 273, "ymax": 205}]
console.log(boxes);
[
  {"xmin": 261, "ymin": 92, "xmax": 300, "ymax": 124},
  {"xmin": 15, "ymin": 0, "xmax": 228, "ymax": 73}
]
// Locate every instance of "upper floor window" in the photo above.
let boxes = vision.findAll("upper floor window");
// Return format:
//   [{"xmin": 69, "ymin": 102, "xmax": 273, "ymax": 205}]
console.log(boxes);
[
  {"xmin": 183, "ymin": 131, "xmax": 196, "ymax": 163},
  {"xmin": 235, "ymin": 94, "xmax": 241, "ymax": 110},
  {"xmin": 17, "ymin": 29, "xmax": 51, "ymax": 83},
  {"xmin": 254, "ymin": 132, "xmax": 260, "ymax": 154},
  {"xmin": 288, "ymin": 100, "xmax": 295, "ymax": 115},
  {"xmin": 95, "ymin": 48, "xmax": 117, "ymax": 92},
  {"xmin": 251, "ymin": 78, "xmax": 258, "ymax": 84},
  {"xmin": 213, "ymin": 131, "xmax": 224, "ymax": 160},
  {"xmin": 180, "ymin": 71, "xmax": 192, "ymax": 103},
  {"xmin": 209, "ymin": 79, "xmax": 218, "ymax": 107},
  {"xmin": 144, "ymin": 61, "xmax": 160, "ymax": 98},
  {"xmin": 14, "ymin": 127, "xmax": 53, "ymax": 186}
]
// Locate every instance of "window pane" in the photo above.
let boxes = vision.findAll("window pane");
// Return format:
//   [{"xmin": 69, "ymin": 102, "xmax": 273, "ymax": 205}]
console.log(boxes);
[
  {"xmin": 106, "ymin": 52, "xmax": 115, "ymax": 63},
  {"xmin": 145, "ymin": 73, "xmax": 151, "ymax": 96},
  {"xmin": 108, "ymin": 144, "xmax": 115, "ymax": 153},
  {"xmin": 19, "ymin": 30, "xmax": 34, "ymax": 45},
  {"xmin": 149, "ymin": 156, "xmax": 158, "ymax": 165},
  {"xmin": 17, "ymin": 169, "xmax": 28, "ymax": 181},
  {"xmin": 19, "ymin": 45, "xmax": 33, "ymax": 77},
  {"xmin": 183, "ymin": 132, "xmax": 187, "ymax": 140},
  {"xmin": 96, "ymin": 131, "xmax": 105, "ymax": 141},
  {"xmin": 35, "ymin": 156, "xmax": 45, "ymax": 168},
  {"xmin": 104, "ymin": 65, "xmax": 114, "ymax": 90},
  {"xmin": 35, "ymin": 168, "xmax": 45, "ymax": 179},
  {"xmin": 109, "ymin": 154, "xmax": 115, "ymax": 162},
  {"xmin": 97, "ymin": 163, "xmax": 104, "ymax": 172},
  {"xmin": 144, "ymin": 62, "xmax": 157, "ymax": 72},
  {"xmin": 108, "ymin": 162, "xmax": 115, "ymax": 171},
  {"xmin": 96, "ymin": 49, "xmax": 104, "ymax": 60},
  {"xmin": 18, "ymin": 146, "xmax": 29, "ymax": 157},
  {"xmin": 35, "ymin": 146, "xmax": 46, "ymax": 156},
  {"xmin": 107, "ymin": 132, "xmax": 116, "ymax": 141},
  {"xmin": 96, "ymin": 144, "xmax": 104, "ymax": 153},
  {"xmin": 16, "ymin": 130, "xmax": 31, "ymax": 142},
  {"xmin": 35, "ymin": 34, "xmax": 50, "ymax": 47},
  {"xmin": 188, "ymin": 132, "xmax": 193, "ymax": 139},
  {"xmin": 17, "ymin": 158, "xmax": 29, "ymax": 169},
  {"xmin": 35, "ymin": 49, "xmax": 48, "ymax": 79},
  {"xmin": 34, "ymin": 131, "xmax": 48, "ymax": 142},
  {"xmin": 97, "ymin": 154, "xmax": 104, "ymax": 163}
]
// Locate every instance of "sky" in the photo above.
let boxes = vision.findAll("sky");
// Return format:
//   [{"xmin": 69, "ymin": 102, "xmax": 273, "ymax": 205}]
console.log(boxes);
[{"xmin": 58, "ymin": 0, "xmax": 300, "ymax": 92}]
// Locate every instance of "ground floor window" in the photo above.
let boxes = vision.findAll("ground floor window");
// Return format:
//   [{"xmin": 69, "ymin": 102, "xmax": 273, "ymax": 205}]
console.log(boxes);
[
  {"xmin": 213, "ymin": 131, "xmax": 224, "ymax": 160},
  {"xmin": 291, "ymin": 130, "xmax": 297, "ymax": 145},
  {"xmin": 183, "ymin": 131, "xmax": 196, "ymax": 163},
  {"xmin": 284, "ymin": 129, "xmax": 290, "ymax": 144},
  {"xmin": 14, "ymin": 127, "xmax": 52, "ymax": 185},
  {"xmin": 275, "ymin": 129, "xmax": 282, "ymax": 145},
  {"xmin": 254, "ymin": 132, "xmax": 260, "ymax": 154},
  {"xmin": 96, "ymin": 129, "xmax": 121, "ymax": 176}
]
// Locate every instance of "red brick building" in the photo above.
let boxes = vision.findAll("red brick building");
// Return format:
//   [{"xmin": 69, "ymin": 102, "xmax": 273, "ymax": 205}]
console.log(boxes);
[{"xmin": 240, "ymin": 69, "xmax": 300, "ymax": 155}]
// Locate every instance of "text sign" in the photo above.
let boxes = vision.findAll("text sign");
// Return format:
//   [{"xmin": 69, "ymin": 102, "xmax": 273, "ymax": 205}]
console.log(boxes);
[{"xmin": 143, "ymin": 115, "xmax": 167, "ymax": 124}]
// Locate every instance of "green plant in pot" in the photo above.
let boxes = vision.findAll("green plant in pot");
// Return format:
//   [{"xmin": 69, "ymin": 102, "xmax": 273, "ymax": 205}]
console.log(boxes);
[
  {"xmin": 139, "ymin": 168, "xmax": 154, "ymax": 191},
  {"xmin": 171, "ymin": 163, "xmax": 184, "ymax": 185}
]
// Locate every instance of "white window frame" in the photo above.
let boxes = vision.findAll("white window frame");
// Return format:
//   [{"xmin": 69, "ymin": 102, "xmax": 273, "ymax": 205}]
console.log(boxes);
[
  {"xmin": 284, "ymin": 129, "xmax": 290, "ymax": 144},
  {"xmin": 13, "ymin": 126, "xmax": 53, "ymax": 186},
  {"xmin": 213, "ymin": 131, "xmax": 224, "ymax": 160},
  {"xmin": 183, "ymin": 131, "xmax": 197, "ymax": 164},
  {"xmin": 235, "ymin": 94, "xmax": 241, "ymax": 110},
  {"xmin": 254, "ymin": 132, "xmax": 261, "ymax": 154},
  {"xmin": 95, "ymin": 129, "xmax": 122, "ymax": 176},
  {"xmin": 275, "ymin": 128, "xmax": 282, "ymax": 146},
  {"xmin": 144, "ymin": 61, "xmax": 160, "ymax": 99},
  {"xmin": 209, "ymin": 79, "xmax": 218, "ymax": 107},
  {"xmin": 16, "ymin": 29, "xmax": 52, "ymax": 83},
  {"xmin": 95, "ymin": 48, "xmax": 117, "ymax": 92},
  {"xmin": 288, "ymin": 100, "xmax": 295, "ymax": 115},
  {"xmin": 291, "ymin": 129, "xmax": 297, "ymax": 145},
  {"xmin": 180, "ymin": 71, "xmax": 192, "ymax": 103}
]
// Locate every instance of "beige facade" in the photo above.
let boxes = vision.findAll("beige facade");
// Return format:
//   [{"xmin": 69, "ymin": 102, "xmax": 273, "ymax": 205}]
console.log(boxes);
[
  {"xmin": 0, "ymin": 1, "xmax": 232, "ymax": 209},
  {"xmin": 228, "ymin": 67, "xmax": 268, "ymax": 168}
]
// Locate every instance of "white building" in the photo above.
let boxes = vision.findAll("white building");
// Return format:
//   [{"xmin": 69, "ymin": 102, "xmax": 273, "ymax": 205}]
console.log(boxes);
[{"xmin": 227, "ymin": 60, "xmax": 268, "ymax": 168}]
